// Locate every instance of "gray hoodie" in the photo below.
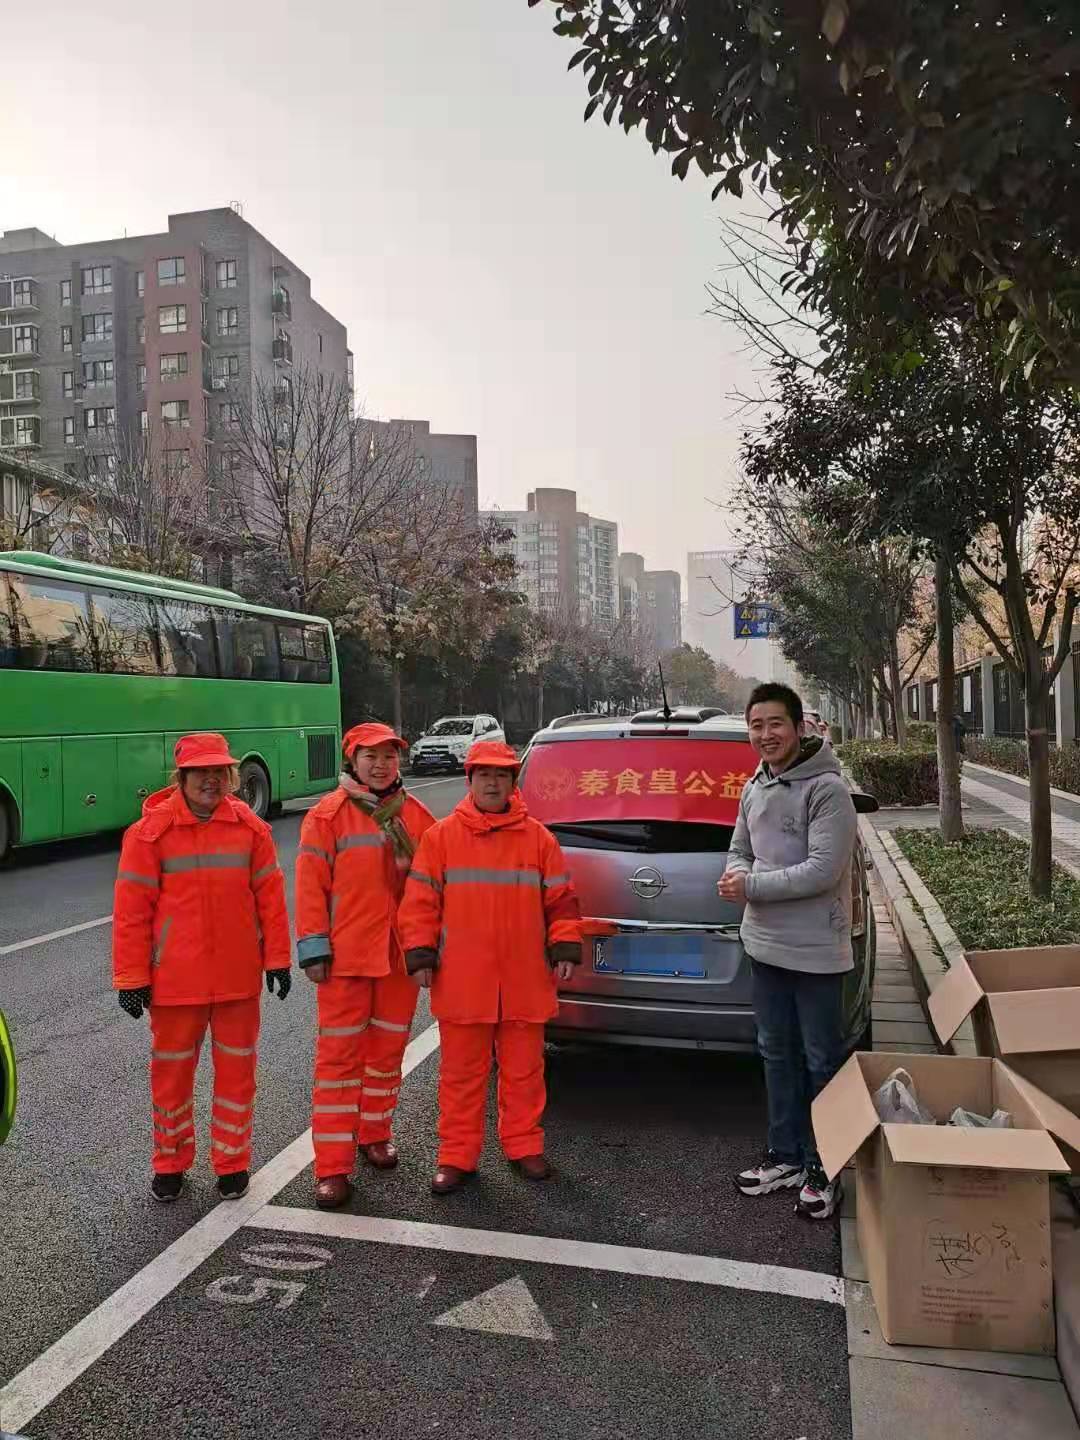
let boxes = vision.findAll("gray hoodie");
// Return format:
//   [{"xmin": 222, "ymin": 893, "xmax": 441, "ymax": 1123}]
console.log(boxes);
[{"xmin": 727, "ymin": 738, "xmax": 857, "ymax": 975}]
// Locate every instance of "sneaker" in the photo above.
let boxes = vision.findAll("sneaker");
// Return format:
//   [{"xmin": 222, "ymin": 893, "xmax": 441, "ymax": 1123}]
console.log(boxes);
[
  {"xmin": 797, "ymin": 1166, "xmax": 843, "ymax": 1220},
  {"xmin": 217, "ymin": 1170, "xmax": 250, "ymax": 1200},
  {"xmin": 151, "ymin": 1172, "xmax": 185, "ymax": 1203},
  {"xmin": 734, "ymin": 1149, "xmax": 807, "ymax": 1196}
]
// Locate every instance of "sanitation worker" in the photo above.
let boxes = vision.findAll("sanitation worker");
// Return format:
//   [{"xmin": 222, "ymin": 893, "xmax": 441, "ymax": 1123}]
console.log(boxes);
[
  {"xmin": 112, "ymin": 733, "xmax": 291, "ymax": 1204},
  {"xmin": 399, "ymin": 739, "xmax": 582, "ymax": 1195},
  {"xmin": 296, "ymin": 722, "xmax": 436, "ymax": 1210}
]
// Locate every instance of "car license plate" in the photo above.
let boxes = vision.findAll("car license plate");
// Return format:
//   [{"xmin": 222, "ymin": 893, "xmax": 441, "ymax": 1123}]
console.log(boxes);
[{"xmin": 593, "ymin": 935, "xmax": 707, "ymax": 980}]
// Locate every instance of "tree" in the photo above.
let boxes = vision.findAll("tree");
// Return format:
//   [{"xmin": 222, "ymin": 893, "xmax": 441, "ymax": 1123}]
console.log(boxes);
[
  {"xmin": 532, "ymin": 0, "xmax": 1080, "ymax": 386},
  {"xmin": 661, "ymin": 644, "xmax": 721, "ymax": 706},
  {"xmin": 0, "ymin": 452, "xmax": 82, "ymax": 555}
]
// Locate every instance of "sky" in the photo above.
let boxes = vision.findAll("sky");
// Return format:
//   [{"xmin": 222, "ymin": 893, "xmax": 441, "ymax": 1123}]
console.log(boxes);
[{"xmin": 3, "ymin": 0, "xmax": 751, "ymax": 581}]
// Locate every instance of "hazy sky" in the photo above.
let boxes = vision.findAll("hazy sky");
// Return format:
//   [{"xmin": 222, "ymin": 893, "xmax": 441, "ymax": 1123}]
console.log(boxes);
[{"xmin": 4, "ymin": 0, "xmax": 748, "ymax": 579}]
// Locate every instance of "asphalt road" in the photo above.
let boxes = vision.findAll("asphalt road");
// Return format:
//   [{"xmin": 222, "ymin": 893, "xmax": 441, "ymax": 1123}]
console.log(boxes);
[{"xmin": 0, "ymin": 776, "xmax": 850, "ymax": 1440}]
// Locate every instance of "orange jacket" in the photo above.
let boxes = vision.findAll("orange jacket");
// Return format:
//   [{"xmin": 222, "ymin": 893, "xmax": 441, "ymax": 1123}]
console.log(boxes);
[
  {"xmin": 295, "ymin": 786, "xmax": 436, "ymax": 976},
  {"xmin": 112, "ymin": 786, "xmax": 290, "ymax": 1005},
  {"xmin": 399, "ymin": 793, "xmax": 581, "ymax": 1024}
]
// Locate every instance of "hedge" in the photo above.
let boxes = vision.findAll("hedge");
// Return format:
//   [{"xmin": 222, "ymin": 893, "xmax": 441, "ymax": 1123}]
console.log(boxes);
[
  {"xmin": 839, "ymin": 742, "xmax": 939, "ymax": 807},
  {"xmin": 893, "ymin": 827, "xmax": 1080, "ymax": 950},
  {"xmin": 965, "ymin": 736, "xmax": 1080, "ymax": 797},
  {"xmin": 904, "ymin": 721, "xmax": 937, "ymax": 746}
]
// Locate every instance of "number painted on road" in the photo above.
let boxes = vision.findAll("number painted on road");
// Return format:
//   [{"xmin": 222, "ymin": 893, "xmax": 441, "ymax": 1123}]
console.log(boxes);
[
  {"xmin": 205, "ymin": 1239, "xmax": 335, "ymax": 1310},
  {"xmin": 205, "ymin": 1275, "xmax": 306, "ymax": 1309},
  {"xmin": 239, "ymin": 1241, "xmax": 333, "ymax": 1273}
]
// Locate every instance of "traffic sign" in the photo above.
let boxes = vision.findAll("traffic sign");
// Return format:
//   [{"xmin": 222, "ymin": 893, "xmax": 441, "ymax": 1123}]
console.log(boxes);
[{"xmin": 734, "ymin": 602, "xmax": 778, "ymax": 639}]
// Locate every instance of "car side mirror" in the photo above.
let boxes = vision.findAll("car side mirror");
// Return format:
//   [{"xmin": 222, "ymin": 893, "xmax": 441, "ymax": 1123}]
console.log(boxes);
[{"xmin": 851, "ymin": 791, "xmax": 879, "ymax": 815}]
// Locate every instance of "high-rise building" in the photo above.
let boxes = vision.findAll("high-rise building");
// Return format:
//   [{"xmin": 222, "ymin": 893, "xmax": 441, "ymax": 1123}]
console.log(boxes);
[
  {"xmin": 368, "ymin": 418, "xmax": 478, "ymax": 520},
  {"xmin": 0, "ymin": 209, "xmax": 350, "ymax": 498},
  {"xmin": 618, "ymin": 552, "xmax": 644, "ymax": 628},
  {"xmin": 482, "ymin": 487, "xmax": 619, "ymax": 626},
  {"xmin": 618, "ymin": 553, "xmax": 682, "ymax": 652}
]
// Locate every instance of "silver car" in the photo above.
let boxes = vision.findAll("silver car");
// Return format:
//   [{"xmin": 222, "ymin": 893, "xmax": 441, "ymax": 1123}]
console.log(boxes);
[{"xmin": 518, "ymin": 711, "xmax": 876, "ymax": 1052}]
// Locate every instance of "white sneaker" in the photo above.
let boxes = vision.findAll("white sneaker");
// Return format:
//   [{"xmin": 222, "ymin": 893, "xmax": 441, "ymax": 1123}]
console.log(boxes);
[
  {"xmin": 797, "ymin": 1167, "xmax": 843, "ymax": 1219},
  {"xmin": 735, "ymin": 1149, "xmax": 807, "ymax": 1196}
]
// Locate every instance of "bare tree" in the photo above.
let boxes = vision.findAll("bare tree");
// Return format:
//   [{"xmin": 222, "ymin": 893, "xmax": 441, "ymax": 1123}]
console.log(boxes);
[{"xmin": 0, "ymin": 451, "xmax": 84, "ymax": 554}]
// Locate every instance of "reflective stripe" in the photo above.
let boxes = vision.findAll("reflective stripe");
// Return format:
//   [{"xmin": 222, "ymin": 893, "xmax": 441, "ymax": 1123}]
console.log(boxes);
[
  {"xmin": 212, "ymin": 1116, "xmax": 252, "ymax": 1135},
  {"xmin": 542, "ymin": 873, "xmax": 569, "ymax": 889},
  {"xmin": 444, "ymin": 867, "xmax": 540, "ymax": 888},
  {"xmin": 297, "ymin": 934, "xmax": 331, "ymax": 963},
  {"xmin": 161, "ymin": 852, "xmax": 250, "ymax": 874},
  {"xmin": 312, "ymin": 1131, "xmax": 354, "ymax": 1142},
  {"xmin": 314, "ymin": 1076, "xmax": 363, "ymax": 1089},
  {"xmin": 370, "ymin": 1018, "xmax": 409, "ymax": 1034},
  {"xmin": 155, "ymin": 1145, "xmax": 178, "ymax": 1155},
  {"xmin": 252, "ymin": 863, "xmax": 279, "ymax": 883},
  {"xmin": 212, "ymin": 1139, "xmax": 247, "ymax": 1156},
  {"xmin": 319, "ymin": 1023, "xmax": 368, "ymax": 1037},
  {"xmin": 361, "ymin": 1086, "xmax": 399, "ymax": 1097},
  {"xmin": 299, "ymin": 844, "xmax": 333, "ymax": 864},
  {"xmin": 313, "ymin": 1104, "xmax": 356, "ymax": 1114},
  {"xmin": 364, "ymin": 1067, "xmax": 398, "ymax": 1079},
  {"xmin": 152, "ymin": 915, "xmax": 172, "ymax": 970},
  {"xmin": 152, "ymin": 1046, "xmax": 197, "ymax": 1061},
  {"xmin": 408, "ymin": 870, "xmax": 442, "ymax": 893},
  {"xmin": 154, "ymin": 1119, "xmax": 195, "ymax": 1138},
  {"xmin": 119, "ymin": 869, "xmax": 158, "ymax": 889},
  {"xmin": 212, "ymin": 1096, "xmax": 252, "ymax": 1113},
  {"xmin": 153, "ymin": 1100, "xmax": 193, "ymax": 1119},
  {"xmin": 359, "ymin": 1108, "xmax": 394, "ymax": 1121},
  {"xmin": 336, "ymin": 834, "xmax": 386, "ymax": 852},
  {"xmin": 213, "ymin": 1040, "xmax": 255, "ymax": 1057}
]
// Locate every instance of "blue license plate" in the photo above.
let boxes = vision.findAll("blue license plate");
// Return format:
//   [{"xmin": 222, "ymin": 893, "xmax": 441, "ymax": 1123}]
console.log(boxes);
[{"xmin": 593, "ymin": 935, "xmax": 708, "ymax": 979}]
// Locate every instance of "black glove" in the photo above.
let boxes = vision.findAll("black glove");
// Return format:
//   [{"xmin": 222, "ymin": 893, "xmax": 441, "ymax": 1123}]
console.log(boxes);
[
  {"xmin": 265, "ymin": 968, "xmax": 292, "ymax": 1000},
  {"xmin": 547, "ymin": 941, "xmax": 582, "ymax": 969},
  {"xmin": 118, "ymin": 986, "xmax": 153, "ymax": 1019},
  {"xmin": 405, "ymin": 947, "xmax": 439, "ymax": 976}
]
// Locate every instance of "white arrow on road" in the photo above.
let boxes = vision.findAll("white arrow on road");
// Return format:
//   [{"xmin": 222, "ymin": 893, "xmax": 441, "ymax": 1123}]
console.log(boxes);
[{"xmin": 433, "ymin": 1276, "xmax": 554, "ymax": 1341}]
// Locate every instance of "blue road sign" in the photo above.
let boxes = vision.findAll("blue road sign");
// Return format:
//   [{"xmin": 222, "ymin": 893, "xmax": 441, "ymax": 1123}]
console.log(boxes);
[{"xmin": 734, "ymin": 602, "xmax": 778, "ymax": 639}]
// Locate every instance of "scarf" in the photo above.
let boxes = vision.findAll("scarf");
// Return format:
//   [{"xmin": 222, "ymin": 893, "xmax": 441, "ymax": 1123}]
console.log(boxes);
[{"xmin": 338, "ymin": 772, "xmax": 416, "ymax": 866}]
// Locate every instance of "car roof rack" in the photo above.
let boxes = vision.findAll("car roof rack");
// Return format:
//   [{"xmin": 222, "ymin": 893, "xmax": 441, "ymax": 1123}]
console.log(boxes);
[{"xmin": 629, "ymin": 706, "xmax": 729, "ymax": 725}]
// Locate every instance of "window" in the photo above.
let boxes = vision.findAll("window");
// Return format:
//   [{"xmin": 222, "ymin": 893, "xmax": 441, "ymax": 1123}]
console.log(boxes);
[
  {"xmin": 158, "ymin": 304, "xmax": 187, "ymax": 334},
  {"xmin": 216, "ymin": 259, "xmax": 238, "ymax": 288},
  {"xmin": 81, "ymin": 265, "xmax": 112, "ymax": 296},
  {"xmin": 81, "ymin": 312, "xmax": 113, "ymax": 342},
  {"xmin": 136, "ymin": 362, "xmax": 146, "ymax": 392},
  {"xmin": 214, "ymin": 353, "xmax": 240, "ymax": 381},
  {"xmin": 276, "ymin": 622, "xmax": 332, "ymax": 683},
  {"xmin": 161, "ymin": 400, "xmax": 190, "ymax": 429},
  {"xmin": 62, "ymin": 371, "xmax": 74, "ymax": 399},
  {"xmin": 13, "ymin": 372, "xmax": 36, "ymax": 402},
  {"xmin": 135, "ymin": 270, "xmax": 145, "ymax": 298},
  {"xmin": 13, "ymin": 325, "xmax": 37, "ymax": 354},
  {"xmin": 159, "ymin": 352, "xmax": 189, "ymax": 380},
  {"xmin": 157, "ymin": 257, "xmax": 185, "ymax": 286},
  {"xmin": 63, "ymin": 416, "xmax": 76, "ymax": 445},
  {"xmin": 139, "ymin": 410, "xmax": 148, "ymax": 434},
  {"xmin": 318, "ymin": 332, "xmax": 323, "ymax": 355},
  {"xmin": 0, "ymin": 573, "xmax": 92, "ymax": 672},
  {"xmin": 217, "ymin": 306, "xmax": 239, "ymax": 336},
  {"xmin": 217, "ymin": 402, "xmax": 239, "ymax": 430},
  {"xmin": 82, "ymin": 359, "xmax": 113, "ymax": 388},
  {"xmin": 215, "ymin": 611, "xmax": 279, "ymax": 681},
  {"xmin": 60, "ymin": 279, "xmax": 72, "ymax": 305},
  {"xmin": 87, "ymin": 588, "xmax": 160, "ymax": 675},
  {"xmin": 61, "ymin": 324, "xmax": 73, "ymax": 352},
  {"xmin": 157, "ymin": 598, "xmax": 217, "ymax": 678},
  {"xmin": 84, "ymin": 406, "xmax": 115, "ymax": 431}
]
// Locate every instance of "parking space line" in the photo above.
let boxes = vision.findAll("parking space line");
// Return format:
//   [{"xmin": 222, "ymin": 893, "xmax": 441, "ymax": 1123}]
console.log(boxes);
[
  {"xmin": 0, "ymin": 1022, "xmax": 441, "ymax": 1435},
  {"xmin": 243, "ymin": 1205, "xmax": 845, "ymax": 1306},
  {"xmin": 0, "ymin": 915, "xmax": 113, "ymax": 957}
]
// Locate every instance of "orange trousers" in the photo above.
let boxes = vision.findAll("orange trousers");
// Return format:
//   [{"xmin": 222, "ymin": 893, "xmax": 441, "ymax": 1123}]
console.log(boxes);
[
  {"xmin": 312, "ymin": 969, "xmax": 418, "ymax": 1179},
  {"xmin": 149, "ymin": 997, "xmax": 260, "ymax": 1176},
  {"xmin": 437, "ymin": 1020, "xmax": 546, "ymax": 1171}
]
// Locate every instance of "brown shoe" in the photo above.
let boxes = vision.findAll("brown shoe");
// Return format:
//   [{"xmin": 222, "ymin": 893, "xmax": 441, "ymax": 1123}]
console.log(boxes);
[
  {"xmin": 431, "ymin": 1164, "xmax": 474, "ymax": 1196},
  {"xmin": 514, "ymin": 1154, "xmax": 552, "ymax": 1181},
  {"xmin": 359, "ymin": 1141, "xmax": 399, "ymax": 1170},
  {"xmin": 314, "ymin": 1174, "xmax": 353, "ymax": 1210}
]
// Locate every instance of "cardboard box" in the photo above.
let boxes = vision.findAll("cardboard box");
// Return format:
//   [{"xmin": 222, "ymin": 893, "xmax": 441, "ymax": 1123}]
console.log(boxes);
[
  {"xmin": 813, "ymin": 1051, "xmax": 1080, "ymax": 1353},
  {"xmin": 929, "ymin": 945, "xmax": 1080, "ymax": 1121}
]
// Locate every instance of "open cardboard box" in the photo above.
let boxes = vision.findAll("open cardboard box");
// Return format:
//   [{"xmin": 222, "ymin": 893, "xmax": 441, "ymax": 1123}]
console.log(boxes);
[
  {"xmin": 929, "ymin": 945, "xmax": 1080, "ymax": 1130},
  {"xmin": 813, "ymin": 1051, "xmax": 1080, "ymax": 1353}
]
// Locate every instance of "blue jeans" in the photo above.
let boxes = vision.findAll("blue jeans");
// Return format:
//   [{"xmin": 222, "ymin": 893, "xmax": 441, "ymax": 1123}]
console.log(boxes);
[{"xmin": 751, "ymin": 958, "xmax": 846, "ymax": 1169}]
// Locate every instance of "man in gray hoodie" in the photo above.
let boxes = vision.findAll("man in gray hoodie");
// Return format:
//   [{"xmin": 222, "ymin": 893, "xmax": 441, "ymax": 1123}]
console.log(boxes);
[{"xmin": 719, "ymin": 683, "xmax": 856, "ymax": 1220}]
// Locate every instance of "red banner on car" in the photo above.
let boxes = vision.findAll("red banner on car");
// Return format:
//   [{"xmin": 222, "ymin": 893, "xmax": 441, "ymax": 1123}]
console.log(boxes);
[{"xmin": 520, "ymin": 738, "xmax": 757, "ymax": 827}]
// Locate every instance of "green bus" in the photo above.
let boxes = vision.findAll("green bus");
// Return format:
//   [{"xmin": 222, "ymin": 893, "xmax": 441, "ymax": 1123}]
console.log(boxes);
[{"xmin": 0, "ymin": 551, "xmax": 341, "ymax": 861}]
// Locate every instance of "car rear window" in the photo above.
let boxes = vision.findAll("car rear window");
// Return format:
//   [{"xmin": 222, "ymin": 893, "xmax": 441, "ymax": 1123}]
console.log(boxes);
[{"xmin": 520, "ymin": 736, "xmax": 756, "ymax": 827}]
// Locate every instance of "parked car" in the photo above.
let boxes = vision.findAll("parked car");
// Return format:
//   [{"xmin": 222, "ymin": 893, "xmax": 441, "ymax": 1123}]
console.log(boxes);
[
  {"xmin": 409, "ymin": 714, "xmax": 505, "ymax": 773},
  {"xmin": 518, "ymin": 710, "xmax": 877, "ymax": 1052}
]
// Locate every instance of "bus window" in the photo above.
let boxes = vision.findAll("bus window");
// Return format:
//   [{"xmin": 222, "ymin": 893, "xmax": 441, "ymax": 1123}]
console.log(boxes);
[
  {"xmin": 304, "ymin": 624, "xmax": 332, "ymax": 684},
  {"xmin": 278, "ymin": 622, "xmax": 305, "ymax": 682},
  {"xmin": 2, "ymin": 571, "xmax": 92, "ymax": 672},
  {"xmin": 88, "ymin": 588, "xmax": 160, "ymax": 675},
  {"xmin": 216, "ymin": 609, "xmax": 279, "ymax": 681},
  {"xmin": 277, "ymin": 621, "xmax": 331, "ymax": 683},
  {"xmin": 0, "ymin": 575, "xmax": 15, "ymax": 668},
  {"xmin": 158, "ymin": 598, "xmax": 217, "ymax": 678}
]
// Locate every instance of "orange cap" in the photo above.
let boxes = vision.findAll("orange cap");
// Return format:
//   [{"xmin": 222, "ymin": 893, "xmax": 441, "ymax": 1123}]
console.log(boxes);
[
  {"xmin": 342, "ymin": 722, "xmax": 408, "ymax": 759},
  {"xmin": 465, "ymin": 739, "xmax": 521, "ymax": 774},
  {"xmin": 174, "ymin": 732, "xmax": 239, "ymax": 768}
]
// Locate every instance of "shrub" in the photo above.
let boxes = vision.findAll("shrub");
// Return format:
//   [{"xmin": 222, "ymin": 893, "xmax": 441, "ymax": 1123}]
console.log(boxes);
[
  {"xmin": 905, "ymin": 721, "xmax": 936, "ymax": 747},
  {"xmin": 893, "ymin": 827, "xmax": 1080, "ymax": 949},
  {"xmin": 965, "ymin": 735, "xmax": 1080, "ymax": 796},
  {"xmin": 840, "ymin": 743, "xmax": 939, "ymax": 807}
]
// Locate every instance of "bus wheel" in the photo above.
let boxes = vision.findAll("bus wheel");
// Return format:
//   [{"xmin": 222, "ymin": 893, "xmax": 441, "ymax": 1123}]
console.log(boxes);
[{"xmin": 239, "ymin": 761, "xmax": 271, "ymax": 820}]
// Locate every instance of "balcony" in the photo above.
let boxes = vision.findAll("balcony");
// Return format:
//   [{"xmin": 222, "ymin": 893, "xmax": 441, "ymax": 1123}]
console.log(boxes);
[
  {"xmin": 273, "ymin": 380, "xmax": 292, "ymax": 406},
  {"xmin": 272, "ymin": 333, "xmax": 293, "ymax": 365},
  {"xmin": 0, "ymin": 278, "xmax": 40, "ymax": 313},
  {"xmin": 0, "ymin": 415, "xmax": 42, "ymax": 449},
  {"xmin": 0, "ymin": 369, "xmax": 41, "ymax": 404},
  {"xmin": 0, "ymin": 324, "xmax": 40, "ymax": 360},
  {"xmin": 272, "ymin": 288, "xmax": 292, "ymax": 320}
]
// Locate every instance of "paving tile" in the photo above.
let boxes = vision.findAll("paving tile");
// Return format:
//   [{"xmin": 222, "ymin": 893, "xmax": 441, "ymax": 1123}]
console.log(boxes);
[
  {"xmin": 849, "ymin": 1357, "xmax": 1079, "ymax": 1440},
  {"xmin": 841, "ymin": 1183, "xmax": 856, "ymax": 1220},
  {"xmin": 841, "ymin": 1218, "xmax": 867, "ymax": 1282},
  {"xmin": 873, "ymin": 974, "xmax": 919, "ymax": 991},
  {"xmin": 872, "ymin": 1041, "xmax": 937, "ymax": 1053},
  {"xmin": 872, "ymin": 1020, "xmax": 938, "ymax": 1043},
  {"xmin": 845, "ymin": 1280, "xmax": 1059, "ymax": 1380},
  {"xmin": 871, "ymin": 1002, "xmax": 926, "ymax": 1022}
]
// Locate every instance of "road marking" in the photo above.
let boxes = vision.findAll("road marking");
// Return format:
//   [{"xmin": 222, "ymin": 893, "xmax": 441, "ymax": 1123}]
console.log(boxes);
[
  {"xmin": 0, "ymin": 914, "xmax": 113, "ymax": 956},
  {"xmin": 243, "ymin": 1206, "xmax": 845, "ymax": 1307},
  {"xmin": 433, "ymin": 1276, "xmax": 554, "ymax": 1341},
  {"xmin": 0, "ymin": 1020, "xmax": 441, "ymax": 1435},
  {"xmin": 406, "ymin": 778, "xmax": 465, "ymax": 791}
]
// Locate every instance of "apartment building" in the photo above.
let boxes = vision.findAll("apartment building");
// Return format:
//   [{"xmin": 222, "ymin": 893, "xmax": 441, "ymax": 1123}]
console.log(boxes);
[
  {"xmin": 482, "ymin": 487, "xmax": 620, "ymax": 626},
  {"xmin": 618, "ymin": 553, "xmax": 682, "ymax": 652},
  {"xmin": 368, "ymin": 418, "xmax": 478, "ymax": 520},
  {"xmin": 0, "ymin": 209, "xmax": 350, "ymax": 507}
]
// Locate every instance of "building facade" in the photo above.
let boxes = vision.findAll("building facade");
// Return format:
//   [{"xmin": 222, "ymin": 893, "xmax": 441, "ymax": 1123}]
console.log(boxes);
[
  {"xmin": 618, "ymin": 553, "xmax": 682, "ymax": 652},
  {"xmin": 685, "ymin": 548, "xmax": 791, "ymax": 682},
  {"xmin": 0, "ymin": 210, "xmax": 350, "ymax": 519},
  {"xmin": 368, "ymin": 418, "xmax": 478, "ymax": 520}
]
